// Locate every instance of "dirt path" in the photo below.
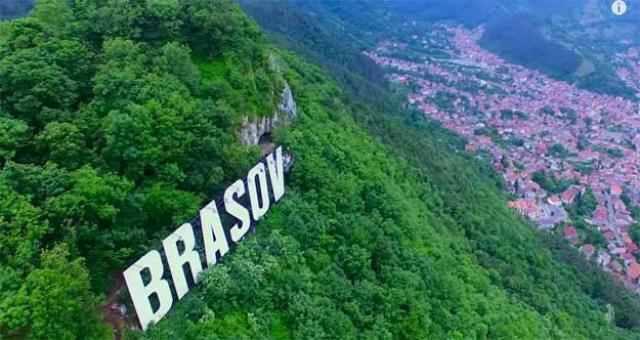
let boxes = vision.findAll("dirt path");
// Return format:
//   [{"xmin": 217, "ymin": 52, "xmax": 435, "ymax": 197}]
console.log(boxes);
[{"xmin": 101, "ymin": 274, "xmax": 137, "ymax": 339}]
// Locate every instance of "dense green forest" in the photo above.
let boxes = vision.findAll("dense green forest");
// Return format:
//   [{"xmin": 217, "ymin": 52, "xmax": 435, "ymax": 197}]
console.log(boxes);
[
  {"xmin": 479, "ymin": 15, "xmax": 581, "ymax": 79},
  {"xmin": 0, "ymin": 0, "xmax": 273, "ymax": 338},
  {"xmin": 2, "ymin": 0, "xmax": 640, "ymax": 339}
]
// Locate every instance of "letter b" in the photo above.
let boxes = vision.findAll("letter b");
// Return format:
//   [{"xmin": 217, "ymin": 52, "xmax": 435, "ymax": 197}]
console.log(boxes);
[{"xmin": 123, "ymin": 250, "xmax": 174, "ymax": 331}]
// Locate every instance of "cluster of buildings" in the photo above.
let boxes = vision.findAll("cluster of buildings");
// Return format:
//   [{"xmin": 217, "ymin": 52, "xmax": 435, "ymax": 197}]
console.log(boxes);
[
  {"xmin": 617, "ymin": 47, "xmax": 640, "ymax": 94},
  {"xmin": 366, "ymin": 25, "xmax": 640, "ymax": 291}
]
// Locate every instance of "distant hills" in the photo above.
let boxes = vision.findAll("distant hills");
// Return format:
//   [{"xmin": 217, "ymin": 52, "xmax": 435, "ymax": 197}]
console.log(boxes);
[
  {"xmin": 479, "ymin": 14, "xmax": 582, "ymax": 79},
  {"xmin": 0, "ymin": 0, "xmax": 32, "ymax": 20},
  {"xmin": 254, "ymin": 0, "xmax": 638, "ymax": 97}
]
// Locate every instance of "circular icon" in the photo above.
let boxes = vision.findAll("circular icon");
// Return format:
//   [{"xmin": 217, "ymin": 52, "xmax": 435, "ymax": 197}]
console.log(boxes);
[{"xmin": 612, "ymin": 0, "xmax": 628, "ymax": 16}]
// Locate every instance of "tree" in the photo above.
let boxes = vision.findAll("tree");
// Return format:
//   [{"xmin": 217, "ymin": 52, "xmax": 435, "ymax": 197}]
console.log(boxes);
[
  {"xmin": 549, "ymin": 143, "xmax": 570, "ymax": 158},
  {"xmin": 142, "ymin": 183, "xmax": 201, "ymax": 232},
  {"xmin": 2, "ymin": 0, "xmax": 640, "ymax": 338},
  {"xmin": 31, "ymin": 0, "xmax": 72, "ymax": 36},
  {"xmin": 0, "ymin": 116, "xmax": 28, "ymax": 163},
  {"xmin": 0, "ymin": 47, "xmax": 80, "ymax": 122},
  {"xmin": 180, "ymin": 0, "xmax": 261, "ymax": 57},
  {"xmin": 36, "ymin": 122, "xmax": 86, "ymax": 168},
  {"xmin": 0, "ymin": 32, "xmax": 92, "ymax": 125},
  {"xmin": 155, "ymin": 42, "xmax": 200, "ymax": 92},
  {"xmin": 572, "ymin": 188, "xmax": 597, "ymax": 218},
  {"xmin": 90, "ymin": 38, "xmax": 147, "ymax": 113},
  {"xmin": 0, "ymin": 162, "xmax": 71, "ymax": 204},
  {"xmin": 0, "ymin": 244, "xmax": 109, "ymax": 340},
  {"xmin": 44, "ymin": 167, "xmax": 134, "ymax": 285},
  {"xmin": 0, "ymin": 182, "xmax": 48, "ymax": 274},
  {"xmin": 630, "ymin": 224, "xmax": 640, "ymax": 246}
]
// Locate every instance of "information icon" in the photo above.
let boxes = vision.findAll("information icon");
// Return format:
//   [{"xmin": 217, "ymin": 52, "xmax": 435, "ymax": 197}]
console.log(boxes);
[{"xmin": 612, "ymin": 0, "xmax": 628, "ymax": 16}]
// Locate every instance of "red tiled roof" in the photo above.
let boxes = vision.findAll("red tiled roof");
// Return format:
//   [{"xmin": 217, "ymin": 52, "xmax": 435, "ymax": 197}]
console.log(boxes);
[
  {"xmin": 628, "ymin": 262, "xmax": 640, "ymax": 281},
  {"xmin": 611, "ymin": 184, "xmax": 623, "ymax": 196},
  {"xmin": 623, "ymin": 233, "xmax": 633, "ymax": 245},
  {"xmin": 563, "ymin": 226, "xmax": 578, "ymax": 240},
  {"xmin": 604, "ymin": 231, "xmax": 616, "ymax": 241},
  {"xmin": 561, "ymin": 187, "xmax": 579, "ymax": 204},
  {"xmin": 593, "ymin": 206, "xmax": 608, "ymax": 221},
  {"xmin": 582, "ymin": 244, "xmax": 596, "ymax": 258},
  {"xmin": 548, "ymin": 195, "xmax": 562, "ymax": 206}
]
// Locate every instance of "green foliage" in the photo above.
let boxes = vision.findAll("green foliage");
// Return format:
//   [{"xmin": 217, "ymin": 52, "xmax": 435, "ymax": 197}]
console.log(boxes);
[
  {"xmin": 0, "ymin": 0, "xmax": 276, "ymax": 337},
  {"xmin": 36, "ymin": 122, "xmax": 87, "ymax": 168},
  {"xmin": 0, "ymin": 115, "xmax": 28, "ymax": 163},
  {"xmin": 559, "ymin": 107, "xmax": 578, "ymax": 124},
  {"xmin": 607, "ymin": 148, "xmax": 625, "ymax": 159},
  {"xmin": 235, "ymin": 3, "xmax": 640, "ymax": 338},
  {"xmin": 577, "ymin": 135, "xmax": 591, "ymax": 151},
  {"xmin": 623, "ymin": 194, "xmax": 640, "ymax": 247},
  {"xmin": 2, "ymin": 0, "xmax": 640, "ymax": 339},
  {"xmin": 549, "ymin": 143, "xmax": 571, "ymax": 159},
  {"xmin": 181, "ymin": 0, "xmax": 261, "ymax": 57},
  {"xmin": 480, "ymin": 15, "xmax": 580, "ymax": 79},
  {"xmin": 0, "ymin": 182, "xmax": 48, "ymax": 273},
  {"xmin": 0, "ymin": 244, "xmax": 109, "ymax": 340},
  {"xmin": 532, "ymin": 170, "xmax": 576, "ymax": 194},
  {"xmin": 630, "ymin": 225, "xmax": 640, "ymax": 247},
  {"xmin": 133, "ymin": 46, "xmax": 640, "ymax": 338},
  {"xmin": 571, "ymin": 188, "xmax": 598, "ymax": 218}
]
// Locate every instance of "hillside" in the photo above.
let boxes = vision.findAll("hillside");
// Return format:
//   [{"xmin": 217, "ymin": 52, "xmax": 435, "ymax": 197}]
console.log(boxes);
[
  {"xmin": 242, "ymin": 0, "xmax": 636, "ymax": 98},
  {"xmin": 479, "ymin": 15, "xmax": 581, "ymax": 79},
  {"xmin": 1, "ymin": 1, "xmax": 640, "ymax": 339}
]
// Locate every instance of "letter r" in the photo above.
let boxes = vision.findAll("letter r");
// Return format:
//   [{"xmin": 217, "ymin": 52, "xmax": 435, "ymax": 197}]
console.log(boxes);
[{"xmin": 163, "ymin": 223, "xmax": 204, "ymax": 300}]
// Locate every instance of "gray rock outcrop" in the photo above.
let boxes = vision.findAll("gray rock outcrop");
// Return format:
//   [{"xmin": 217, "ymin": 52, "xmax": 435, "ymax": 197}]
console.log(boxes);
[{"xmin": 239, "ymin": 82, "xmax": 297, "ymax": 145}]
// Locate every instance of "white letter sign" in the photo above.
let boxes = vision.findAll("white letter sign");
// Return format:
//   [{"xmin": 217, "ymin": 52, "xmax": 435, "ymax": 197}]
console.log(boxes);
[
  {"xmin": 124, "ymin": 146, "xmax": 291, "ymax": 331},
  {"xmin": 123, "ymin": 250, "xmax": 174, "ymax": 331}
]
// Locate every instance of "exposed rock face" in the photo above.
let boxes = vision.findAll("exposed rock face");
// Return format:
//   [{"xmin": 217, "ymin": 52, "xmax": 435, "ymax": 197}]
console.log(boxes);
[
  {"xmin": 278, "ymin": 81, "xmax": 297, "ymax": 121},
  {"xmin": 239, "ymin": 82, "xmax": 297, "ymax": 145}
]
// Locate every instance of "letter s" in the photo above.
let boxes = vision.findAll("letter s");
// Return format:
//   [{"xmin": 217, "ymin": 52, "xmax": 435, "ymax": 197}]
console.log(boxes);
[{"xmin": 225, "ymin": 179, "xmax": 251, "ymax": 243}]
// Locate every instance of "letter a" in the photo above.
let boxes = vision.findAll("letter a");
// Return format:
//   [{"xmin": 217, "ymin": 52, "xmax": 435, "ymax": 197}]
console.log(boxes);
[{"xmin": 200, "ymin": 200, "xmax": 230, "ymax": 266}]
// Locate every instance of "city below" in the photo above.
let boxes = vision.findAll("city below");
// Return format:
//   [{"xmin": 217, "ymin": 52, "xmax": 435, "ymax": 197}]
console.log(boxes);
[{"xmin": 367, "ymin": 24, "xmax": 640, "ymax": 292}]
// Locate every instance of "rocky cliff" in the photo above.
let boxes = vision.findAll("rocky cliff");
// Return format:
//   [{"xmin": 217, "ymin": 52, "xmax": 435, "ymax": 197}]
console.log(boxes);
[{"xmin": 239, "ymin": 81, "xmax": 297, "ymax": 145}]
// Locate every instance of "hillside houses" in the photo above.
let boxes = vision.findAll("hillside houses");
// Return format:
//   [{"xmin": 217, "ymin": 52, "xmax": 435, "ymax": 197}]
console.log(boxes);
[{"xmin": 367, "ymin": 24, "xmax": 640, "ymax": 290}]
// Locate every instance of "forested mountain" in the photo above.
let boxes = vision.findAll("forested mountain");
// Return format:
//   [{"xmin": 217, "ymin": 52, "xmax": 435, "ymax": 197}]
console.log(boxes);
[
  {"xmin": 240, "ymin": 0, "xmax": 637, "ymax": 98},
  {"xmin": 2, "ymin": 0, "xmax": 640, "ymax": 339}
]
